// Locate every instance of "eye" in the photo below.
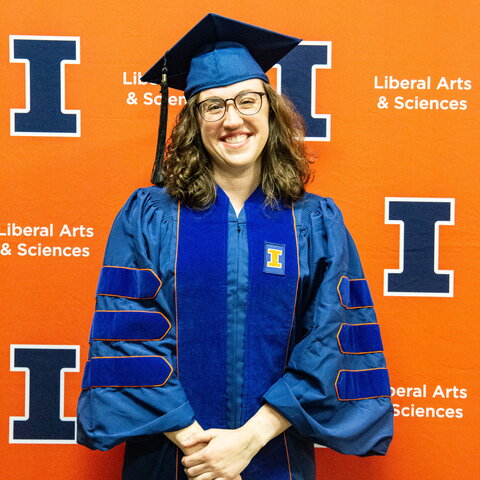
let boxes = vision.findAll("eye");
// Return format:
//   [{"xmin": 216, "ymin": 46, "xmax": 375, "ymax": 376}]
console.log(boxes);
[
  {"xmin": 236, "ymin": 93, "xmax": 260, "ymax": 111},
  {"xmin": 207, "ymin": 103, "xmax": 222, "ymax": 112},
  {"xmin": 203, "ymin": 101, "xmax": 223, "ymax": 112},
  {"xmin": 238, "ymin": 96, "xmax": 256, "ymax": 105}
]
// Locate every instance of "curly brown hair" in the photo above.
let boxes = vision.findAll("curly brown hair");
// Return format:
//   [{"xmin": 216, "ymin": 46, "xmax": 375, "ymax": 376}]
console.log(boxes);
[{"xmin": 158, "ymin": 81, "xmax": 312, "ymax": 209}]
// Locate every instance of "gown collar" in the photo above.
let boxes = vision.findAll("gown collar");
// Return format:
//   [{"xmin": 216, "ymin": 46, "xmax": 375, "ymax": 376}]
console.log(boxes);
[{"xmin": 216, "ymin": 183, "xmax": 264, "ymax": 222}]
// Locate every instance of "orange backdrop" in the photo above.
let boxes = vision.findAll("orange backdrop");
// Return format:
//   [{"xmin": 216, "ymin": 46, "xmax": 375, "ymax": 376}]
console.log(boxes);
[{"xmin": 1, "ymin": 1, "xmax": 479, "ymax": 478}]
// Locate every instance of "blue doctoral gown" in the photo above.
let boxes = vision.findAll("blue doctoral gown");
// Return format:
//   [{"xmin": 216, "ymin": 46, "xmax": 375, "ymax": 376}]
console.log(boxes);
[{"xmin": 77, "ymin": 186, "xmax": 393, "ymax": 479}]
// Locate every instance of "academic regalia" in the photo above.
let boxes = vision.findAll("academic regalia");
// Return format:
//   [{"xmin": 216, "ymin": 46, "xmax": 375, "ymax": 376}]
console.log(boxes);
[
  {"xmin": 77, "ymin": 12, "xmax": 392, "ymax": 479},
  {"xmin": 77, "ymin": 186, "xmax": 393, "ymax": 479}
]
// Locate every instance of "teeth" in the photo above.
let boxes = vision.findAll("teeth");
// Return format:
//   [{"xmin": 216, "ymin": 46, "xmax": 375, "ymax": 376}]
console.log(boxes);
[{"xmin": 224, "ymin": 134, "xmax": 248, "ymax": 144}]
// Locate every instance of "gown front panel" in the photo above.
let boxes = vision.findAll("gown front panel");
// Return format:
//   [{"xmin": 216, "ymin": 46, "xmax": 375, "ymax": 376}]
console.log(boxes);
[{"xmin": 176, "ymin": 187, "xmax": 297, "ymax": 479}]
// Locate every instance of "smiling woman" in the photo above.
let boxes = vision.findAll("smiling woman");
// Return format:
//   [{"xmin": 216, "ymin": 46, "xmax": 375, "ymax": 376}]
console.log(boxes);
[{"xmin": 77, "ymin": 12, "xmax": 393, "ymax": 480}]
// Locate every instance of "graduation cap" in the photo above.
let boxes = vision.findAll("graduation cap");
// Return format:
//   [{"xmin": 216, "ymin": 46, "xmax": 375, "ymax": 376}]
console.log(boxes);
[{"xmin": 141, "ymin": 13, "xmax": 301, "ymax": 185}]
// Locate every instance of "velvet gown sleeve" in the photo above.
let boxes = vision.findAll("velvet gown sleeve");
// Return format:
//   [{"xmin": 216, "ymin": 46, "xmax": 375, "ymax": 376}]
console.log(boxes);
[
  {"xmin": 77, "ymin": 188, "xmax": 195, "ymax": 451},
  {"xmin": 263, "ymin": 195, "xmax": 393, "ymax": 456}
]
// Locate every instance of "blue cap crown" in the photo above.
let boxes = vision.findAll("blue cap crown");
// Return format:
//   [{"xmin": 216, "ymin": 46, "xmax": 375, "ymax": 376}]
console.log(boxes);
[{"xmin": 186, "ymin": 41, "xmax": 268, "ymax": 98}]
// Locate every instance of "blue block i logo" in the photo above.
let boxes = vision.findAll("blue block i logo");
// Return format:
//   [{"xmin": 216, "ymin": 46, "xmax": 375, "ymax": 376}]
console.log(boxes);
[
  {"xmin": 264, "ymin": 242, "xmax": 285, "ymax": 275},
  {"xmin": 384, "ymin": 197, "xmax": 455, "ymax": 297},
  {"xmin": 276, "ymin": 41, "xmax": 332, "ymax": 141},
  {"xmin": 9, "ymin": 35, "xmax": 80, "ymax": 137}
]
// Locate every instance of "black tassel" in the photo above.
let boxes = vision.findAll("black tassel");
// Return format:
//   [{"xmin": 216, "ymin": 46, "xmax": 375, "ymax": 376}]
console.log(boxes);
[{"xmin": 151, "ymin": 57, "xmax": 169, "ymax": 185}]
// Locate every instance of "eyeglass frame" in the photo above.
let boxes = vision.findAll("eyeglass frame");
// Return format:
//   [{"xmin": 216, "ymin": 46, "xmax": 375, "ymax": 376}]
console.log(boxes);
[{"xmin": 196, "ymin": 91, "xmax": 266, "ymax": 122}]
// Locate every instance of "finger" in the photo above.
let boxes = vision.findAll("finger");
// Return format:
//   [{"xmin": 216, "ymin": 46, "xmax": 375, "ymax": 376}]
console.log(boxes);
[
  {"xmin": 182, "ymin": 430, "xmax": 215, "ymax": 448},
  {"xmin": 182, "ymin": 449, "xmax": 209, "ymax": 468},
  {"xmin": 185, "ymin": 463, "xmax": 210, "ymax": 477},
  {"xmin": 187, "ymin": 472, "xmax": 216, "ymax": 480},
  {"xmin": 215, "ymin": 474, "xmax": 242, "ymax": 479}
]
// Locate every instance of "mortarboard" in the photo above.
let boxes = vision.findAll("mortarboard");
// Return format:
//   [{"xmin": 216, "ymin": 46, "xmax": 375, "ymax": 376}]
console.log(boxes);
[{"xmin": 141, "ymin": 13, "xmax": 302, "ymax": 184}]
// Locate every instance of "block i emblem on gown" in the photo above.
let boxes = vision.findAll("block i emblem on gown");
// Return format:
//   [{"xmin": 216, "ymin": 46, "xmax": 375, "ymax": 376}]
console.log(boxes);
[{"xmin": 264, "ymin": 242, "xmax": 285, "ymax": 275}]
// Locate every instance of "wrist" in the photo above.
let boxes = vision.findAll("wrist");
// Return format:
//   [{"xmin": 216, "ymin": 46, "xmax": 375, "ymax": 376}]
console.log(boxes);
[
  {"xmin": 241, "ymin": 404, "xmax": 291, "ymax": 451},
  {"xmin": 164, "ymin": 420, "xmax": 204, "ymax": 450},
  {"xmin": 239, "ymin": 422, "xmax": 268, "ymax": 454}
]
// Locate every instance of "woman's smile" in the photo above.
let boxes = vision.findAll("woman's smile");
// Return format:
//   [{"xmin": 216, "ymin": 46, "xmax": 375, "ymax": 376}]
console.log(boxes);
[{"xmin": 221, "ymin": 132, "xmax": 252, "ymax": 146}]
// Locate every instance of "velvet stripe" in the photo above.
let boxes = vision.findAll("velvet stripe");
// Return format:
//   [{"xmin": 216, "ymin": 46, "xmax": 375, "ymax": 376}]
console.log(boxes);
[
  {"xmin": 96, "ymin": 266, "xmax": 161, "ymax": 299},
  {"xmin": 338, "ymin": 276, "xmax": 374, "ymax": 309},
  {"xmin": 335, "ymin": 368, "xmax": 391, "ymax": 401},
  {"xmin": 176, "ymin": 190, "xmax": 229, "ymax": 430},
  {"xmin": 242, "ymin": 189, "xmax": 298, "ymax": 480},
  {"xmin": 337, "ymin": 323, "xmax": 384, "ymax": 354},
  {"xmin": 90, "ymin": 310, "xmax": 171, "ymax": 341},
  {"xmin": 81, "ymin": 356, "xmax": 173, "ymax": 389}
]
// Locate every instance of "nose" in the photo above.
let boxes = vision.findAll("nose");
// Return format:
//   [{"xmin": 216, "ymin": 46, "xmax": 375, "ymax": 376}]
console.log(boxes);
[{"xmin": 222, "ymin": 100, "xmax": 243, "ymax": 129}]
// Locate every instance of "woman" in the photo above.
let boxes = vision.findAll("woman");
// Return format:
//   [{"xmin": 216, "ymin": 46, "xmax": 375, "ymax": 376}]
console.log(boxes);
[{"xmin": 77, "ymin": 13, "xmax": 393, "ymax": 480}]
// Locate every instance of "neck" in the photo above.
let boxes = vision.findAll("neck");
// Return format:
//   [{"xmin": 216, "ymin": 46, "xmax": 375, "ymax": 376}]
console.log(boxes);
[{"xmin": 213, "ymin": 162, "xmax": 261, "ymax": 215}]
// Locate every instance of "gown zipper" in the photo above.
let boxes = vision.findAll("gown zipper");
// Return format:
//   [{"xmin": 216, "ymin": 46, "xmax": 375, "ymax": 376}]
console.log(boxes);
[{"xmin": 232, "ymin": 219, "xmax": 241, "ymax": 427}]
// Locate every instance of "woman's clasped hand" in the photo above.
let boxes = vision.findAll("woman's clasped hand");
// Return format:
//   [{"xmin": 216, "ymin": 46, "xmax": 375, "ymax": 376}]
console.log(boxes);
[{"xmin": 182, "ymin": 428, "xmax": 254, "ymax": 480}]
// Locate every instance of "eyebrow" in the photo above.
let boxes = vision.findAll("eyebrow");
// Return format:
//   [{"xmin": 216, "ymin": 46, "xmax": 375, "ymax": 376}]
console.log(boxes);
[{"xmin": 200, "ymin": 89, "xmax": 262, "ymax": 102}]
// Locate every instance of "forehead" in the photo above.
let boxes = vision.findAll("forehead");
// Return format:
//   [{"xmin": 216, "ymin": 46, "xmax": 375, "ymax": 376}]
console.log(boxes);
[{"xmin": 198, "ymin": 78, "xmax": 266, "ymax": 101}]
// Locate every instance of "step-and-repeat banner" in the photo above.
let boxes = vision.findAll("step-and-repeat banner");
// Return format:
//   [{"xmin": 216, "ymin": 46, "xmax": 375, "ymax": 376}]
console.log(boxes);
[{"xmin": 1, "ymin": 1, "xmax": 478, "ymax": 478}]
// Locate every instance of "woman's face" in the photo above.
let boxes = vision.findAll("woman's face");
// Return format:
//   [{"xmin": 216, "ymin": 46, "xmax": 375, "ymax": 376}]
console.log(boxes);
[{"xmin": 197, "ymin": 78, "xmax": 269, "ymax": 178}]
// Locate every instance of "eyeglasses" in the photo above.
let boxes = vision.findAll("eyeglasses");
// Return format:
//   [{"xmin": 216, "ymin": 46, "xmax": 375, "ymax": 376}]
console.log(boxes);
[{"xmin": 196, "ymin": 91, "xmax": 266, "ymax": 122}]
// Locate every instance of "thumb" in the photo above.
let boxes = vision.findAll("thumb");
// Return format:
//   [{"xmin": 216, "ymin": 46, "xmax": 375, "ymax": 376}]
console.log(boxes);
[{"xmin": 181, "ymin": 430, "xmax": 215, "ymax": 448}]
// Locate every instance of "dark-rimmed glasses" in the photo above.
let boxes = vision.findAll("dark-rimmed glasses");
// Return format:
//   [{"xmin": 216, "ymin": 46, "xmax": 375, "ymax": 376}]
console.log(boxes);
[{"xmin": 196, "ymin": 91, "xmax": 266, "ymax": 122}]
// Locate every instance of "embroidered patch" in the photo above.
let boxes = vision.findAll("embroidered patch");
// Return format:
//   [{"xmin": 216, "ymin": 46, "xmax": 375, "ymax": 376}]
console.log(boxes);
[
  {"xmin": 335, "ymin": 368, "xmax": 391, "ymax": 401},
  {"xmin": 90, "ymin": 310, "xmax": 171, "ymax": 342},
  {"xmin": 263, "ymin": 242, "xmax": 286, "ymax": 275},
  {"xmin": 337, "ymin": 323, "xmax": 384, "ymax": 354},
  {"xmin": 96, "ymin": 266, "xmax": 161, "ymax": 299},
  {"xmin": 337, "ymin": 276, "xmax": 374, "ymax": 309},
  {"xmin": 81, "ymin": 355, "xmax": 173, "ymax": 389}
]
